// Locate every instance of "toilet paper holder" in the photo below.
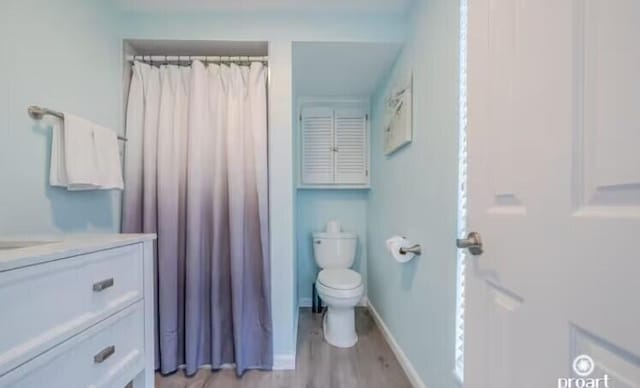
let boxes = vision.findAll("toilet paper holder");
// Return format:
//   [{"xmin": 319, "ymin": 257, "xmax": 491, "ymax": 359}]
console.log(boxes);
[{"xmin": 399, "ymin": 244, "xmax": 422, "ymax": 256}]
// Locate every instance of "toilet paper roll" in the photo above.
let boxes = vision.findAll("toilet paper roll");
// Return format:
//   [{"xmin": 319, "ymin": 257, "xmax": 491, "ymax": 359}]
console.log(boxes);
[
  {"xmin": 326, "ymin": 220, "xmax": 341, "ymax": 234},
  {"xmin": 385, "ymin": 235, "xmax": 416, "ymax": 263}
]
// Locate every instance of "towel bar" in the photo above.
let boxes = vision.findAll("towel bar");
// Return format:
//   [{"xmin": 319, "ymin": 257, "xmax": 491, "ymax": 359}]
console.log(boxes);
[{"xmin": 28, "ymin": 105, "xmax": 127, "ymax": 142}]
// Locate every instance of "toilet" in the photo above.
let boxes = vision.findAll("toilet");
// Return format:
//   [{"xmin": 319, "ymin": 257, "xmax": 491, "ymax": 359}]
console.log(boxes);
[{"xmin": 313, "ymin": 220, "xmax": 364, "ymax": 348}]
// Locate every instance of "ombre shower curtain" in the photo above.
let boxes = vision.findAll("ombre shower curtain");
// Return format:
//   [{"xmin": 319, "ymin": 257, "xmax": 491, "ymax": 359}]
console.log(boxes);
[{"xmin": 122, "ymin": 60, "xmax": 271, "ymax": 375}]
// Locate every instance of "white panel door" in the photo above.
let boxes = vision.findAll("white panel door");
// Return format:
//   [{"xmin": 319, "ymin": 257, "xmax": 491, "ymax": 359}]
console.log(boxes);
[
  {"xmin": 334, "ymin": 108, "xmax": 368, "ymax": 185},
  {"xmin": 301, "ymin": 107, "xmax": 335, "ymax": 184},
  {"xmin": 465, "ymin": 0, "xmax": 640, "ymax": 387}
]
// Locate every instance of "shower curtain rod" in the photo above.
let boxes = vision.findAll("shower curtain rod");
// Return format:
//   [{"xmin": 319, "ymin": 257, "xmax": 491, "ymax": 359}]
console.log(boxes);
[{"xmin": 127, "ymin": 55, "xmax": 268, "ymax": 64}]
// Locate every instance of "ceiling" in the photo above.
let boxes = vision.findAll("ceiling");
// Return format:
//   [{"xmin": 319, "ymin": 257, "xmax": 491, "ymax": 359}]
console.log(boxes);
[
  {"xmin": 115, "ymin": 0, "xmax": 412, "ymax": 15},
  {"xmin": 293, "ymin": 42, "xmax": 401, "ymax": 97}
]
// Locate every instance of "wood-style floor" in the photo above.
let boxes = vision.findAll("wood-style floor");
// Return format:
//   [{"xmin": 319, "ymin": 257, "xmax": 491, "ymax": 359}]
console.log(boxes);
[{"xmin": 155, "ymin": 307, "xmax": 412, "ymax": 388}]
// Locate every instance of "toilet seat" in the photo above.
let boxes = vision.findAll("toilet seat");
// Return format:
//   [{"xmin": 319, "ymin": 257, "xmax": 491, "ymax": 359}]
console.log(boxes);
[
  {"xmin": 317, "ymin": 269, "xmax": 362, "ymax": 290},
  {"xmin": 315, "ymin": 269, "xmax": 364, "ymax": 348},
  {"xmin": 316, "ymin": 269, "xmax": 363, "ymax": 300}
]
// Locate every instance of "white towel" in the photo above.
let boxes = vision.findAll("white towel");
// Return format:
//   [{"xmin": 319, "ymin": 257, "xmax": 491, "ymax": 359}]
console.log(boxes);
[
  {"xmin": 49, "ymin": 113, "xmax": 124, "ymax": 190},
  {"xmin": 92, "ymin": 124, "xmax": 124, "ymax": 190},
  {"xmin": 64, "ymin": 114, "xmax": 100, "ymax": 189},
  {"xmin": 49, "ymin": 122, "xmax": 69, "ymax": 188}
]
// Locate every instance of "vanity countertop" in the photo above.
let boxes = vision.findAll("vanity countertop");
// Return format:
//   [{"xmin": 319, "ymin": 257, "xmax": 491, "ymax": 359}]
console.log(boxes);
[{"xmin": 0, "ymin": 234, "xmax": 156, "ymax": 272}]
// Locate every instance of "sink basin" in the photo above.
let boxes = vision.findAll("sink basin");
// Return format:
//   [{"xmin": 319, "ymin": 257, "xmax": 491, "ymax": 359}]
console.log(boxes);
[{"xmin": 0, "ymin": 241, "xmax": 59, "ymax": 250}]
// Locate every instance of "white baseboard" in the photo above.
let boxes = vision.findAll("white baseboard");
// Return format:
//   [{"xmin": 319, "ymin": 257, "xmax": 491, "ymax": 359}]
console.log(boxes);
[
  {"xmin": 367, "ymin": 301, "xmax": 427, "ymax": 388},
  {"xmin": 272, "ymin": 353, "xmax": 296, "ymax": 370}
]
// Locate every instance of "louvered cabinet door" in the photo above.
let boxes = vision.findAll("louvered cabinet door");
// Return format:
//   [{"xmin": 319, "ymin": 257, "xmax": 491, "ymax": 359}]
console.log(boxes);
[
  {"xmin": 301, "ymin": 107, "xmax": 335, "ymax": 184},
  {"xmin": 334, "ymin": 108, "xmax": 368, "ymax": 185}
]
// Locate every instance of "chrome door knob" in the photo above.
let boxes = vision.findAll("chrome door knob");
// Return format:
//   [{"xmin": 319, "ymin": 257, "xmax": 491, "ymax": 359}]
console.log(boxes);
[{"xmin": 456, "ymin": 232, "xmax": 483, "ymax": 255}]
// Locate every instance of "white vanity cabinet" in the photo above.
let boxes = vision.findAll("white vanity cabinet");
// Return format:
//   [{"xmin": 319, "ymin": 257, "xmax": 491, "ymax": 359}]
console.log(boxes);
[{"xmin": 0, "ymin": 235, "xmax": 156, "ymax": 388}]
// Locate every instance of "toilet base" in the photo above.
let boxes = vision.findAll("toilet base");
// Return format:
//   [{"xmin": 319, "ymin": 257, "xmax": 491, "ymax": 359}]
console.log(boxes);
[{"xmin": 323, "ymin": 306, "xmax": 358, "ymax": 348}]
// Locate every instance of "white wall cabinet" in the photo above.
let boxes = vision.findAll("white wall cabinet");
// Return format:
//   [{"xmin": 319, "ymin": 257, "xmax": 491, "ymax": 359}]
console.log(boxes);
[{"xmin": 299, "ymin": 102, "xmax": 369, "ymax": 188}]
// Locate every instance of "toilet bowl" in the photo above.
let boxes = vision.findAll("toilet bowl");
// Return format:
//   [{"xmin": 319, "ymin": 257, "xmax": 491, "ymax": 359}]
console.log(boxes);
[
  {"xmin": 316, "ymin": 268, "xmax": 364, "ymax": 348},
  {"xmin": 312, "ymin": 220, "xmax": 363, "ymax": 348}
]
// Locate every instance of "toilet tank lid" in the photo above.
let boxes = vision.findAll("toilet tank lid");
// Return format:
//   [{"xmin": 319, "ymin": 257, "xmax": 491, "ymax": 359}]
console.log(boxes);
[{"xmin": 313, "ymin": 232, "xmax": 357, "ymax": 239}]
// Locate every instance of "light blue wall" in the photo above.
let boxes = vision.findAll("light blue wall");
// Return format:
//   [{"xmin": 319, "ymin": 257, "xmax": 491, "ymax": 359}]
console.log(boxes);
[
  {"xmin": 296, "ymin": 189, "xmax": 368, "ymax": 305},
  {"xmin": 367, "ymin": 0, "xmax": 460, "ymax": 387},
  {"xmin": 118, "ymin": 10, "xmax": 405, "ymax": 361},
  {"xmin": 0, "ymin": 0, "xmax": 123, "ymax": 234}
]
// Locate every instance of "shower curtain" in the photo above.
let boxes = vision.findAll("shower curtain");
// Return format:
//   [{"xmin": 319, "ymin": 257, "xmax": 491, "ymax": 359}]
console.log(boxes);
[{"xmin": 122, "ymin": 60, "xmax": 271, "ymax": 376}]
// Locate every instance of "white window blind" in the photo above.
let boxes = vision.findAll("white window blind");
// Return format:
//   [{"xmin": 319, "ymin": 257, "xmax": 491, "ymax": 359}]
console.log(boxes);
[
  {"xmin": 301, "ymin": 107, "xmax": 335, "ymax": 185},
  {"xmin": 334, "ymin": 108, "xmax": 368, "ymax": 185}
]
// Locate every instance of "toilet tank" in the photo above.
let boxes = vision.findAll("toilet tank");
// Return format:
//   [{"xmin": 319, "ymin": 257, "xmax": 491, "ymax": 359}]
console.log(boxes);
[{"xmin": 312, "ymin": 232, "xmax": 357, "ymax": 269}]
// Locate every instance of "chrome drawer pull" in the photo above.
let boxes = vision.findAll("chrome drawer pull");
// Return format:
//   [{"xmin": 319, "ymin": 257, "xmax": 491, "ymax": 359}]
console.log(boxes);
[
  {"xmin": 92, "ymin": 278, "xmax": 114, "ymax": 292},
  {"xmin": 93, "ymin": 345, "xmax": 115, "ymax": 363}
]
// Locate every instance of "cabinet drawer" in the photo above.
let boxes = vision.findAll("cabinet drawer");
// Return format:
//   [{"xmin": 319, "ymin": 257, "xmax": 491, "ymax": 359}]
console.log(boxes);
[
  {"xmin": 0, "ymin": 244, "xmax": 143, "ymax": 376},
  {"xmin": 0, "ymin": 301, "xmax": 145, "ymax": 388}
]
